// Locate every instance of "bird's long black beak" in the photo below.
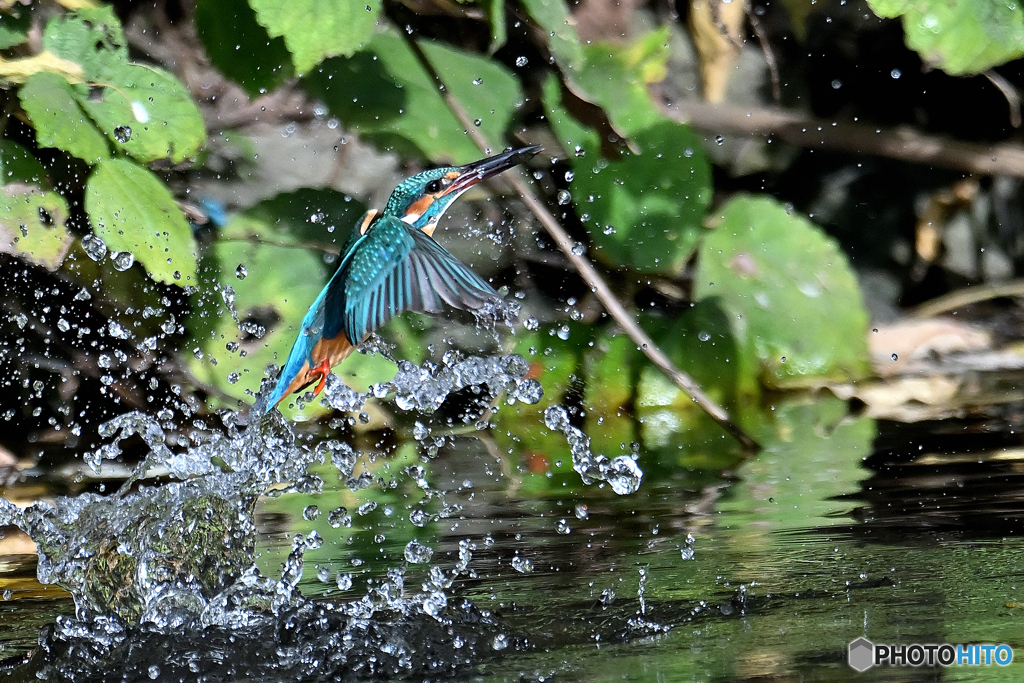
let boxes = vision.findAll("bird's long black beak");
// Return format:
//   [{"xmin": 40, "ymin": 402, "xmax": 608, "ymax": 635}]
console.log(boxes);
[{"xmin": 445, "ymin": 145, "xmax": 542, "ymax": 195}]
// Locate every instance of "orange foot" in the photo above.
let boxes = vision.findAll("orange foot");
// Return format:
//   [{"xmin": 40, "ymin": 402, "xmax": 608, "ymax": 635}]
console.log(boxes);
[{"xmin": 311, "ymin": 358, "xmax": 332, "ymax": 396}]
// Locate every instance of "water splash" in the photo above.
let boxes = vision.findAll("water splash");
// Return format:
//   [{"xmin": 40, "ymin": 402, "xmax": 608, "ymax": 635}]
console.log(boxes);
[
  {"xmin": 0, "ymin": 351, "xmax": 654, "ymax": 679},
  {"xmin": 543, "ymin": 405, "xmax": 643, "ymax": 494}
]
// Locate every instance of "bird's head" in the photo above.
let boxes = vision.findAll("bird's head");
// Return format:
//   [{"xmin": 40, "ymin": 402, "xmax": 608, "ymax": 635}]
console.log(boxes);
[{"xmin": 384, "ymin": 145, "xmax": 541, "ymax": 235}]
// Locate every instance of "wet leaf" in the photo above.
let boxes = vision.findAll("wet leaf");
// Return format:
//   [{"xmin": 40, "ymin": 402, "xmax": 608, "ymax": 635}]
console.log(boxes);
[
  {"xmin": 187, "ymin": 229, "xmax": 329, "ymax": 414},
  {"xmin": 306, "ymin": 31, "xmax": 522, "ymax": 164},
  {"xmin": 0, "ymin": 185, "xmax": 71, "ymax": 270},
  {"xmin": 570, "ymin": 29, "xmax": 671, "ymax": 136},
  {"xmin": 868, "ymin": 0, "xmax": 1024, "ymax": 74},
  {"xmin": 249, "ymin": 0, "xmax": 381, "ymax": 74},
  {"xmin": 42, "ymin": 8, "xmax": 205, "ymax": 163},
  {"xmin": 695, "ymin": 195, "xmax": 871, "ymax": 389},
  {"xmin": 572, "ymin": 120, "xmax": 711, "ymax": 275},
  {"xmin": 521, "ymin": 0, "xmax": 584, "ymax": 71},
  {"xmin": 636, "ymin": 302, "xmax": 740, "ymax": 412},
  {"xmin": 0, "ymin": 140, "xmax": 47, "ymax": 187},
  {"xmin": 18, "ymin": 72, "xmax": 108, "ymax": 163},
  {"xmin": 0, "ymin": 7, "xmax": 30, "ymax": 50},
  {"xmin": 41, "ymin": 6, "xmax": 127, "ymax": 81},
  {"xmin": 85, "ymin": 158, "xmax": 197, "ymax": 286},
  {"xmin": 583, "ymin": 332, "xmax": 639, "ymax": 414},
  {"xmin": 195, "ymin": 0, "xmax": 294, "ymax": 97},
  {"xmin": 77, "ymin": 62, "xmax": 206, "ymax": 163},
  {"xmin": 483, "ymin": 0, "xmax": 507, "ymax": 51}
]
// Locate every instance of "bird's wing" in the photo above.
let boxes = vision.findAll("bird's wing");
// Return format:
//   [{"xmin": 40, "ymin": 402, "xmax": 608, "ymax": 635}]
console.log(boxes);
[{"xmin": 322, "ymin": 215, "xmax": 502, "ymax": 345}]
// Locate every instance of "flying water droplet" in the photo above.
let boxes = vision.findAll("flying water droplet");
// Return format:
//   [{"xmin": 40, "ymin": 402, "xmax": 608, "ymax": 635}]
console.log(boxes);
[
  {"xmin": 82, "ymin": 234, "xmax": 107, "ymax": 261},
  {"xmin": 515, "ymin": 55, "xmax": 528, "ymax": 67},
  {"xmin": 511, "ymin": 555, "xmax": 533, "ymax": 573},
  {"xmin": 557, "ymin": 190, "xmax": 572, "ymax": 205},
  {"xmin": 235, "ymin": 264, "xmax": 247, "ymax": 280},
  {"xmin": 113, "ymin": 126, "xmax": 132, "ymax": 143},
  {"xmin": 404, "ymin": 540, "xmax": 434, "ymax": 564},
  {"xmin": 111, "ymin": 251, "xmax": 134, "ymax": 271}
]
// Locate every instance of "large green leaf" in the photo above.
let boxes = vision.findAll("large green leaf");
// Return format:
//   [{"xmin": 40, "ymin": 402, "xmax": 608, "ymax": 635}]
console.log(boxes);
[
  {"xmin": 694, "ymin": 195, "xmax": 871, "ymax": 389},
  {"xmin": 868, "ymin": 0, "xmax": 1024, "ymax": 74},
  {"xmin": 0, "ymin": 185, "xmax": 71, "ymax": 270},
  {"xmin": 84, "ymin": 159, "xmax": 197, "ymax": 286},
  {"xmin": 77, "ymin": 62, "xmax": 206, "ymax": 163},
  {"xmin": 521, "ymin": 0, "xmax": 584, "ymax": 71},
  {"xmin": 0, "ymin": 140, "xmax": 47, "ymax": 187},
  {"xmin": 18, "ymin": 71, "xmax": 108, "ymax": 163},
  {"xmin": 195, "ymin": 0, "xmax": 294, "ymax": 97},
  {"xmin": 571, "ymin": 29, "xmax": 671, "ymax": 136},
  {"xmin": 249, "ymin": 0, "xmax": 381, "ymax": 74},
  {"xmin": 571, "ymin": 120, "xmax": 711, "ymax": 275},
  {"xmin": 305, "ymin": 32, "xmax": 523, "ymax": 164},
  {"xmin": 41, "ymin": 8, "xmax": 205, "ymax": 163},
  {"xmin": 42, "ymin": 7, "xmax": 126, "ymax": 74}
]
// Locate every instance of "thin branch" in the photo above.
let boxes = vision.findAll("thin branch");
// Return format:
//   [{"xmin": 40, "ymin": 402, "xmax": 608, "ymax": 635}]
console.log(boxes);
[
  {"xmin": 746, "ymin": 7, "xmax": 781, "ymax": 102},
  {"xmin": 912, "ymin": 279, "xmax": 1024, "ymax": 319},
  {"xmin": 662, "ymin": 98, "xmax": 1024, "ymax": 178},
  {"xmin": 403, "ymin": 35, "xmax": 761, "ymax": 453},
  {"xmin": 984, "ymin": 70, "xmax": 1021, "ymax": 129}
]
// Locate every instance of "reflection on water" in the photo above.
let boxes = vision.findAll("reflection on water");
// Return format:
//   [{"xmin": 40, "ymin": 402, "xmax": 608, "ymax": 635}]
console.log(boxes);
[{"xmin": 2, "ymin": 387, "xmax": 1024, "ymax": 680}]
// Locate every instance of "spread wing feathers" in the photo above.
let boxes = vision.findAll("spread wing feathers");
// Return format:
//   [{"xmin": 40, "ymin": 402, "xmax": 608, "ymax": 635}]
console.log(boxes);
[{"xmin": 322, "ymin": 217, "xmax": 502, "ymax": 346}]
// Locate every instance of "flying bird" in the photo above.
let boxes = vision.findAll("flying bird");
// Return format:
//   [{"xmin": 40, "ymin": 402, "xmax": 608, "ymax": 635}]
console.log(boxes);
[{"xmin": 251, "ymin": 145, "xmax": 541, "ymax": 418}]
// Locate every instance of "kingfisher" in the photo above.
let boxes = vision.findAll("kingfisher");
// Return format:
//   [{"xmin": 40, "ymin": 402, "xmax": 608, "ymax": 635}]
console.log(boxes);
[{"xmin": 251, "ymin": 145, "xmax": 541, "ymax": 419}]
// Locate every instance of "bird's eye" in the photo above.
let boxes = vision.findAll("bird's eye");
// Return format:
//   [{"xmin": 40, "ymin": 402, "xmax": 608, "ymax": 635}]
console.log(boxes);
[{"xmin": 425, "ymin": 179, "xmax": 443, "ymax": 193}]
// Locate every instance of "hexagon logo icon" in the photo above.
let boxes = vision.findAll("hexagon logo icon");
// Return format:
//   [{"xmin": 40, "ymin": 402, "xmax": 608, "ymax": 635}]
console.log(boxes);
[{"xmin": 849, "ymin": 637, "xmax": 874, "ymax": 671}]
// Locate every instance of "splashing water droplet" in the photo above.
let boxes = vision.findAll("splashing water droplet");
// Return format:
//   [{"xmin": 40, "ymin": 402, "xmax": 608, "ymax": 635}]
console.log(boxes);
[
  {"xmin": 114, "ymin": 126, "xmax": 132, "ymax": 143},
  {"xmin": 511, "ymin": 555, "xmax": 533, "ymax": 573},
  {"xmin": 236, "ymin": 264, "xmax": 247, "ymax": 279},
  {"xmin": 111, "ymin": 251, "xmax": 134, "ymax": 271},
  {"xmin": 404, "ymin": 540, "xmax": 434, "ymax": 564},
  {"xmin": 82, "ymin": 234, "xmax": 107, "ymax": 261},
  {"xmin": 557, "ymin": 190, "xmax": 572, "ymax": 205},
  {"xmin": 515, "ymin": 55, "xmax": 528, "ymax": 67}
]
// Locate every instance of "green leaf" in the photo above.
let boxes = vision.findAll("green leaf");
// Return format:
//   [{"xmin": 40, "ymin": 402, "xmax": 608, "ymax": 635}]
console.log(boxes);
[
  {"xmin": 19, "ymin": 71, "xmax": 109, "ymax": 162},
  {"xmin": 85, "ymin": 159, "xmax": 197, "ymax": 286},
  {"xmin": 0, "ymin": 185, "xmax": 71, "ymax": 270},
  {"xmin": 249, "ymin": 0, "xmax": 381, "ymax": 74},
  {"xmin": 195, "ymin": 0, "xmax": 294, "ymax": 97},
  {"xmin": 0, "ymin": 140, "xmax": 47, "ymax": 187},
  {"xmin": 0, "ymin": 7, "xmax": 31, "ymax": 50},
  {"xmin": 572, "ymin": 29, "xmax": 671, "ymax": 136},
  {"xmin": 42, "ymin": 6, "xmax": 127, "ymax": 82},
  {"xmin": 868, "ymin": 0, "xmax": 1024, "ymax": 74},
  {"xmin": 521, "ymin": 0, "xmax": 584, "ymax": 71},
  {"xmin": 305, "ymin": 31, "xmax": 523, "ymax": 164},
  {"xmin": 483, "ymin": 0, "xmax": 507, "ymax": 51},
  {"xmin": 572, "ymin": 120, "xmax": 711, "ymax": 275},
  {"xmin": 694, "ymin": 195, "xmax": 871, "ymax": 388},
  {"xmin": 41, "ymin": 9, "xmax": 206, "ymax": 163},
  {"xmin": 77, "ymin": 62, "xmax": 206, "ymax": 163}
]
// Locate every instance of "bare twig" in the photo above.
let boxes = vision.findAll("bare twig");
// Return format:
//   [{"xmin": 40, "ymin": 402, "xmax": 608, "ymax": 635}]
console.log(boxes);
[
  {"xmin": 984, "ymin": 70, "xmax": 1021, "ymax": 129},
  {"xmin": 404, "ymin": 36, "xmax": 760, "ymax": 452},
  {"xmin": 746, "ymin": 7, "xmax": 781, "ymax": 102},
  {"xmin": 663, "ymin": 98, "xmax": 1024, "ymax": 178},
  {"xmin": 912, "ymin": 279, "xmax": 1024, "ymax": 319}
]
